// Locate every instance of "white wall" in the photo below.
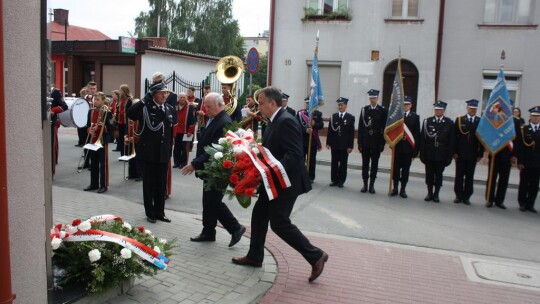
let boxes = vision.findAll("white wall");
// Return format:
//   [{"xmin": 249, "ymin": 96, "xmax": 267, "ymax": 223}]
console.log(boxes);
[
  {"xmin": 271, "ymin": 0, "xmax": 440, "ymax": 121},
  {"xmin": 4, "ymin": 0, "xmax": 48, "ymax": 302},
  {"xmin": 140, "ymin": 51, "xmax": 217, "ymax": 97}
]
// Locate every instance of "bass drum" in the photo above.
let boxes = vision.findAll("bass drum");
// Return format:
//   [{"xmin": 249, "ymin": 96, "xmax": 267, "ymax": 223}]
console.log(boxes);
[{"xmin": 58, "ymin": 98, "xmax": 90, "ymax": 128}]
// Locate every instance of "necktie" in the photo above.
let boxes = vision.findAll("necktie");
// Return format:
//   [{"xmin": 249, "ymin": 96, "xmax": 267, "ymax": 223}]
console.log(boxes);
[
  {"xmin": 159, "ymin": 105, "xmax": 164, "ymax": 113},
  {"xmin": 534, "ymin": 125, "xmax": 538, "ymax": 133},
  {"xmin": 206, "ymin": 118, "xmax": 213, "ymax": 127},
  {"xmin": 339, "ymin": 113, "xmax": 343, "ymax": 119},
  {"xmin": 470, "ymin": 117, "xmax": 473, "ymax": 123}
]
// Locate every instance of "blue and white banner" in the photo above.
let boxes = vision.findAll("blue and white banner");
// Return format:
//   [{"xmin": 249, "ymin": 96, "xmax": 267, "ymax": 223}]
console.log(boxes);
[
  {"xmin": 476, "ymin": 69, "xmax": 515, "ymax": 154},
  {"xmin": 308, "ymin": 50, "xmax": 324, "ymax": 115}
]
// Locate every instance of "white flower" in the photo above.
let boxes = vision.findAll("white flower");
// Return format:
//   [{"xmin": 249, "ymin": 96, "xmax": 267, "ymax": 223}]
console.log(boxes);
[
  {"xmin": 218, "ymin": 137, "xmax": 227, "ymax": 145},
  {"xmin": 51, "ymin": 237, "xmax": 62, "ymax": 250},
  {"xmin": 88, "ymin": 249, "xmax": 101, "ymax": 262},
  {"xmin": 66, "ymin": 226, "xmax": 78, "ymax": 234},
  {"xmin": 122, "ymin": 222, "xmax": 132, "ymax": 230},
  {"xmin": 159, "ymin": 238, "xmax": 168, "ymax": 245},
  {"xmin": 232, "ymin": 147, "xmax": 243, "ymax": 155},
  {"xmin": 120, "ymin": 248, "xmax": 132, "ymax": 259},
  {"xmin": 214, "ymin": 152, "xmax": 223, "ymax": 160},
  {"xmin": 145, "ymin": 229, "xmax": 153, "ymax": 236},
  {"xmin": 153, "ymin": 246, "xmax": 161, "ymax": 254},
  {"xmin": 78, "ymin": 220, "xmax": 91, "ymax": 232},
  {"xmin": 237, "ymin": 128, "xmax": 246, "ymax": 136}
]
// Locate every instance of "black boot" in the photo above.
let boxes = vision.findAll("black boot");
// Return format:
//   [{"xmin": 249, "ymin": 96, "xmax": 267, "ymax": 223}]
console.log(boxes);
[
  {"xmin": 360, "ymin": 180, "xmax": 368, "ymax": 193},
  {"xmin": 424, "ymin": 185, "xmax": 433, "ymax": 201},
  {"xmin": 433, "ymin": 186, "xmax": 441, "ymax": 203},
  {"xmin": 399, "ymin": 183, "xmax": 408, "ymax": 198},
  {"xmin": 390, "ymin": 181, "xmax": 398, "ymax": 196},
  {"xmin": 368, "ymin": 179, "xmax": 376, "ymax": 194}
]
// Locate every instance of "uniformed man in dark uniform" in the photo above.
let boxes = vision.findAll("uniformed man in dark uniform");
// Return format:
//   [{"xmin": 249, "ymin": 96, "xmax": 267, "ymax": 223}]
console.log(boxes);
[
  {"xmin": 516, "ymin": 106, "xmax": 540, "ymax": 213},
  {"xmin": 297, "ymin": 97, "xmax": 324, "ymax": 183},
  {"xmin": 281, "ymin": 93, "xmax": 296, "ymax": 116},
  {"xmin": 358, "ymin": 89, "xmax": 387, "ymax": 193},
  {"xmin": 453, "ymin": 99, "xmax": 483, "ymax": 205},
  {"xmin": 420, "ymin": 100, "xmax": 455, "ymax": 203},
  {"xmin": 391, "ymin": 96, "xmax": 420, "ymax": 198},
  {"xmin": 327, "ymin": 97, "xmax": 355, "ymax": 188}
]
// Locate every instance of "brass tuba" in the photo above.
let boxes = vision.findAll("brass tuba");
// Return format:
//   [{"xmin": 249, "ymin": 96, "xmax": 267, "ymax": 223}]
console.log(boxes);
[{"xmin": 216, "ymin": 55, "xmax": 244, "ymax": 117}]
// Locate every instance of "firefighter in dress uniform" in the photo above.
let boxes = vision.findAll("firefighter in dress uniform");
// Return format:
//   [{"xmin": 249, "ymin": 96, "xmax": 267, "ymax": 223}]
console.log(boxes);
[
  {"xmin": 391, "ymin": 96, "xmax": 420, "ymax": 198},
  {"xmin": 297, "ymin": 97, "xmax": 323, "ymax": 183},
  {"xmin": 516, "ymin": 106, "xmax": 540, "ymax": 213},
  {"xmin": 358, "ymin": 89, "xmax": 387, "ymax": 194},
  {"xmin": 453, "ymin": 99, "xmax": 483, "ymax": 205},
  {"xmin": 420, "ymin": 100, "xmax": 455, "ymax": 203},
  {"xmin": 327, "ymin": 97, "xmax": 355, "ymax": 188}
]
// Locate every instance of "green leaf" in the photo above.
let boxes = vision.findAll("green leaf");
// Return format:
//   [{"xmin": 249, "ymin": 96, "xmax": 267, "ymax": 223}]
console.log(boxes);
[{"xmin": 236, "ymin": 194, "xmax": 251, "ymax": 208}]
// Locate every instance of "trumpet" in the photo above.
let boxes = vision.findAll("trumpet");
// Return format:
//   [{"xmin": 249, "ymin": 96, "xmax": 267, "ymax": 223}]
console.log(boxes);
[
  {"xmin": 122, "ymin": 119, "xmax": 137, "ymax": 180},
  {"xmin": 216, "ymin": 55, "xmax": 244, "ymax": 117},
  {"xmin": 77, "ymin": 105, "xmax": 109, "ymax": 173}
]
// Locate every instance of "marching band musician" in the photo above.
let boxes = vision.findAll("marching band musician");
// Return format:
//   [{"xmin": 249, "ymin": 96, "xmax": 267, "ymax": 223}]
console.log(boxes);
[
  {"xmin": 241, "ymin": 95, "xmax": 260, "ymax": 136},
  {"xmin": 391, "ymin": 96, "xmax": 420, "ymax": 198},
  {"xmin": 77, "ymin": 81, "xmax": 97, "ymax": 148},
  {"xmin": 127, "ymin": 82, "xmax": 177, "ymax": 223},
  {"xmin": 195, "ymin": 84, "xmax": 211, "ymax": 140},
  {"xmin": 297, "ymin": 97, "xmax": 323, "ymax": 183},
  {"xmin": 125, "ymin": 100, "xmax": 142, "ymax": 181},
  {"xmin": 49, "ymin": 86, "xmax": 68, "ymax": 177},
  {"xmin": 186, "ymin": 86, "xmax": 200, "ymax": 151},
  {"xmin": 110, "ymin": 90, "xmax": 119, "ymax": 119},
  {"xmin": 327, "ymin": 97, "xmax": 355, "ymax": 188},
  {"xmin": 83, "ymin": 92, "xmax": 113, "ymax": 194},
  {"xmin": 114, "ymin": 84, "xmax": 133, "ymax": 155},
  {"xmin": 173, "ymin": 92, "xmax": 196, "ymax": 169},
  {"xmin": 453, "ymin": 99, "xmax": 482, "ymax": 205},
  {"xmin": 516, "ymin": 106, "xmax": 540, "ymax": 213},
  {"xmin": 420, "ymin": 100, "xmax": 455, "ymax": 203},
  {"xmin": 221, "ymin": 83, "xmax": 242, "ymax": 122},
  {"xmin": 358, "ymin": 89, "xmax": 387, "ymax": 194}
]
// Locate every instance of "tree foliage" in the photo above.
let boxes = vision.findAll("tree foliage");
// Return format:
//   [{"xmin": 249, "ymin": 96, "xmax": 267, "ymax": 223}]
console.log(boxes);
[{"xmin": 134, "ymin": 0, "xmax": 245, "ymax": 58}]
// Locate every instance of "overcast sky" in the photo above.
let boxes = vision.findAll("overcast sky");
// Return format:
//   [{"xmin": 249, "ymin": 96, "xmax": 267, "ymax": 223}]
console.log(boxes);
[{"xmin": 51, "ymin": 0, "xmax": 270, "ymax": 38}]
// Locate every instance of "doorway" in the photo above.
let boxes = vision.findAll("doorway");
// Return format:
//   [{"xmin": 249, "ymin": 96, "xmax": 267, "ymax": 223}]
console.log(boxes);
[{"xmin": 382, "ymin": 59, "xmax": 419, "ymax": 112}]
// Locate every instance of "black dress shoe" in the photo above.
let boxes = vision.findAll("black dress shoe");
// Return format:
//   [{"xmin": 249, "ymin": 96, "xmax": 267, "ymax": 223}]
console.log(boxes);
[
  {"xmin": 399, "ymin": 190, "xmax": 408, "ymax": 198},
  {"xmin": 424, "ymin": 194, "xmax": 433, "ymax": 201},
  {"xmin": 486, "ymin": 202, "xmax": 494, "ymax": 208},
  {"xmin": 147, "ymin": 217, "xmax": 156, "ymax": 223},
  {"xmin": 97, "ymin": 187, "xmax": 107, "ymax": 193},
  {"xmin": 390, "ymin": 189, "xmax": 398, "ymax": 196},
  {"xmin": 454, "ymin": 198, "xmax": 462, "ymax": 204},
  {"xmin": 463, "ymin": 200, "xmax": 471, "ymax": 205},
  {"xmin": 528, "ymin": 207, "xmax": 538, "ymax": 213},
  {"xmin": 190, "ymin": 234, "xmax": 216, "ymax": 242},
  {"xmin": 232, "ymin": 256, "xmax": 262, "ymax": 267},
  {"xmin": 495, "ymin": 203, "xmax": 507, "ymax": 210},
  {"xmin": 369, "ymin": 185, "xmax": 375, "ymax": 194},
  {"xmin": 432, "ymin": 195, "xmax": 440, "ymax": 203},
  {"xmin": 229, "ymin": 225, "xmax": 246, "ymax": 247},
  {"xmin": 134, "ymin": 177, "xmax": 142, "ymax": 182},
  {"xmin": 360, "ymin": 186, "xmax": 368, "ymax": 193},
  {"xmin": 519, "ymin": 207, "xmax": 527, "ymax": 212},
  {"xmin": 157, "ymin": 216, "xmax": 171, "ymax": 223},
  {"xmin": 83, "ymin": 185, "xmax": 98, "ymax": 191},
  {"xmin": 337, "ymin": 183, "xmax": 344, "ymax": 188},
  {"xmin": 309, "ymin": 252, "xmax": 329, "ymax": 282},
  {"xmin": 329, "ymin": 182, "xmax": 337, "ymax": 187}
]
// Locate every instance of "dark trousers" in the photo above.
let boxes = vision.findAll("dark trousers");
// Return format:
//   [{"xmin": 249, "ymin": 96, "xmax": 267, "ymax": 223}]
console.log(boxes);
[
  {"xmin": 393, "ymin": 152, "xmax": 413, "ymax": 185},
  {"xmin": 89, "ymin": 144, "xmax": 107, "ymax": 188},
  {"xmin": 201, "ymin": 186, "xmax": 241, "ymax": 237},
  {"xmin": 518, "ymin": 167, "xmax": 540, "ymax": 208},
  {"xmin": 330, "ymin": 149, "xmax": 349, "ymax": 184},
  {"xmin": 115, "ymin": 124, "xmax": 126, "ymax": 155},
  {"xmin": 173, "ymin": 134, "xmax": 190, "ymax": 167},
  {"xmin": 247, "ymin": 190, "xmax": 323, "ymax": 265},
  {"xmin": 142, "ymin": 161, "xmax": 168, "ymax": 219},
  {"xmin": 361, "ymin": 148, "xmax": 381, "ymax": 180},
  {"xmin": 303, "ymin": 145, "xmax": 317, "ymax": 181},
  {"xmin": 486, "ymin": 157, "xmax": 511, "ymax": 204},
  {"xmin": 425, "ymin": 160, "xmax": 445, "ymax": 187},
  {"xmin": 127, "ymin": 143, "xmax": 140, "ymax": 179},
  {"xmin": 77, "ymin": 126, "xmax": 87, "ymax": 146},
  {"xmin": 454, "ymin": 159, "xmax": 477, "ymax": 200}
]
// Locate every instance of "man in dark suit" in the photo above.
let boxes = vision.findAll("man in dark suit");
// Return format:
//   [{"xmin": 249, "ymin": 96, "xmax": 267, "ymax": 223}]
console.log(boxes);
[
  {"xmin": 181, "ymin": 92, "xmax": 245, "ymax": 247},
  {"xmin": 326, "ymin": 97, "xmax": 355, "ymax": 188},
  {"xmin": 127, "ymin": 82, "xmax": 177, "ymax": 223},
  {"xmin": 281, "ymin": 93, "xmax": 296, "ymax": 116},
  {"xmin": 453, "ymin": 99, "xmax": 483, "ymax": 205},
  {"xmin": 297, "ymin": 97, "xmax": 324, "ymax": 183},
  {"xmin": 358, "ymin": 89, "xmax": 387, "ymax": 194},
  {"xmin": 516, "ymin": 106, "xmax": 540, "ymax": 213},
  {"xmin": 420, "ymin": 100, "xmax": 455, "ymax": 203},
  {"xmin": 391, "ymin": 96, "xmax": 420, "ymax": 198},
  {"xmin": 232, "ymin": 86, "xmax": 328, "ymax": 283}
]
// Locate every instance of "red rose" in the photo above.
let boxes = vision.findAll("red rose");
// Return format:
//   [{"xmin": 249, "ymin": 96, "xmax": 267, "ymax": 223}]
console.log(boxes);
[
  {"xmin": 245, "ymin": 188, "xmax": 256, "ymax": 196},
  {"xmin": 72, "ymin": 219, "xmax": 82, "ymax": 226},
  {"xmin": 137, "ymin": 226, "xmax": 145, "ymax": 233},
  {"xmin": 229, "ymin": 174, "xmax": 240, "ymax": 184},
  {"xmin": 222, "ymin": 160, "xmax": 233, "ymax": 169}
]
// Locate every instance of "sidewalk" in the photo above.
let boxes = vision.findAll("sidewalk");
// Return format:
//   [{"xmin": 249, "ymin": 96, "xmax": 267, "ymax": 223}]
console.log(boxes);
[{"xmin": 53, "ymin": 186, "xmax": 540, "ymax": 304}]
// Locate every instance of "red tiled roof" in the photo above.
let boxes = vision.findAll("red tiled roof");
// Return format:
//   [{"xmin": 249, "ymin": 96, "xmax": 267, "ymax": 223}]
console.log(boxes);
[{"xmin": 50, "ymin": 22, "xmax": 110, "ymax": 41}]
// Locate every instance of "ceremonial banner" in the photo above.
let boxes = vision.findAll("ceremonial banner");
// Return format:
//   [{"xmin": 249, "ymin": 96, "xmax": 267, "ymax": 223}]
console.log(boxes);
[
  {"xmin": 384, "ymin": 60, "xmax": 405, "ymax": 147},
  {"xmin": 308, "ymin": 33, "xmax": 324, "ymax": 115},
  {"xmin": 476, "ymin": 69, "xmax": 515, "ymax": 154}
]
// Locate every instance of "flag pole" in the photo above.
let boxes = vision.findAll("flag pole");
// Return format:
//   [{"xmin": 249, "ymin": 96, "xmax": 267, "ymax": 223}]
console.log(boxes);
[
  {"xmin": 485, "ymin": 153, "xmax": 495, "ymax": 203},
  {"xmin": 306, "ymin": 31, "xmax": 320, "ymax": 172},
  {"xmin": 388, "ymin": 51, "xmax": 402, "ymax": 195}
]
